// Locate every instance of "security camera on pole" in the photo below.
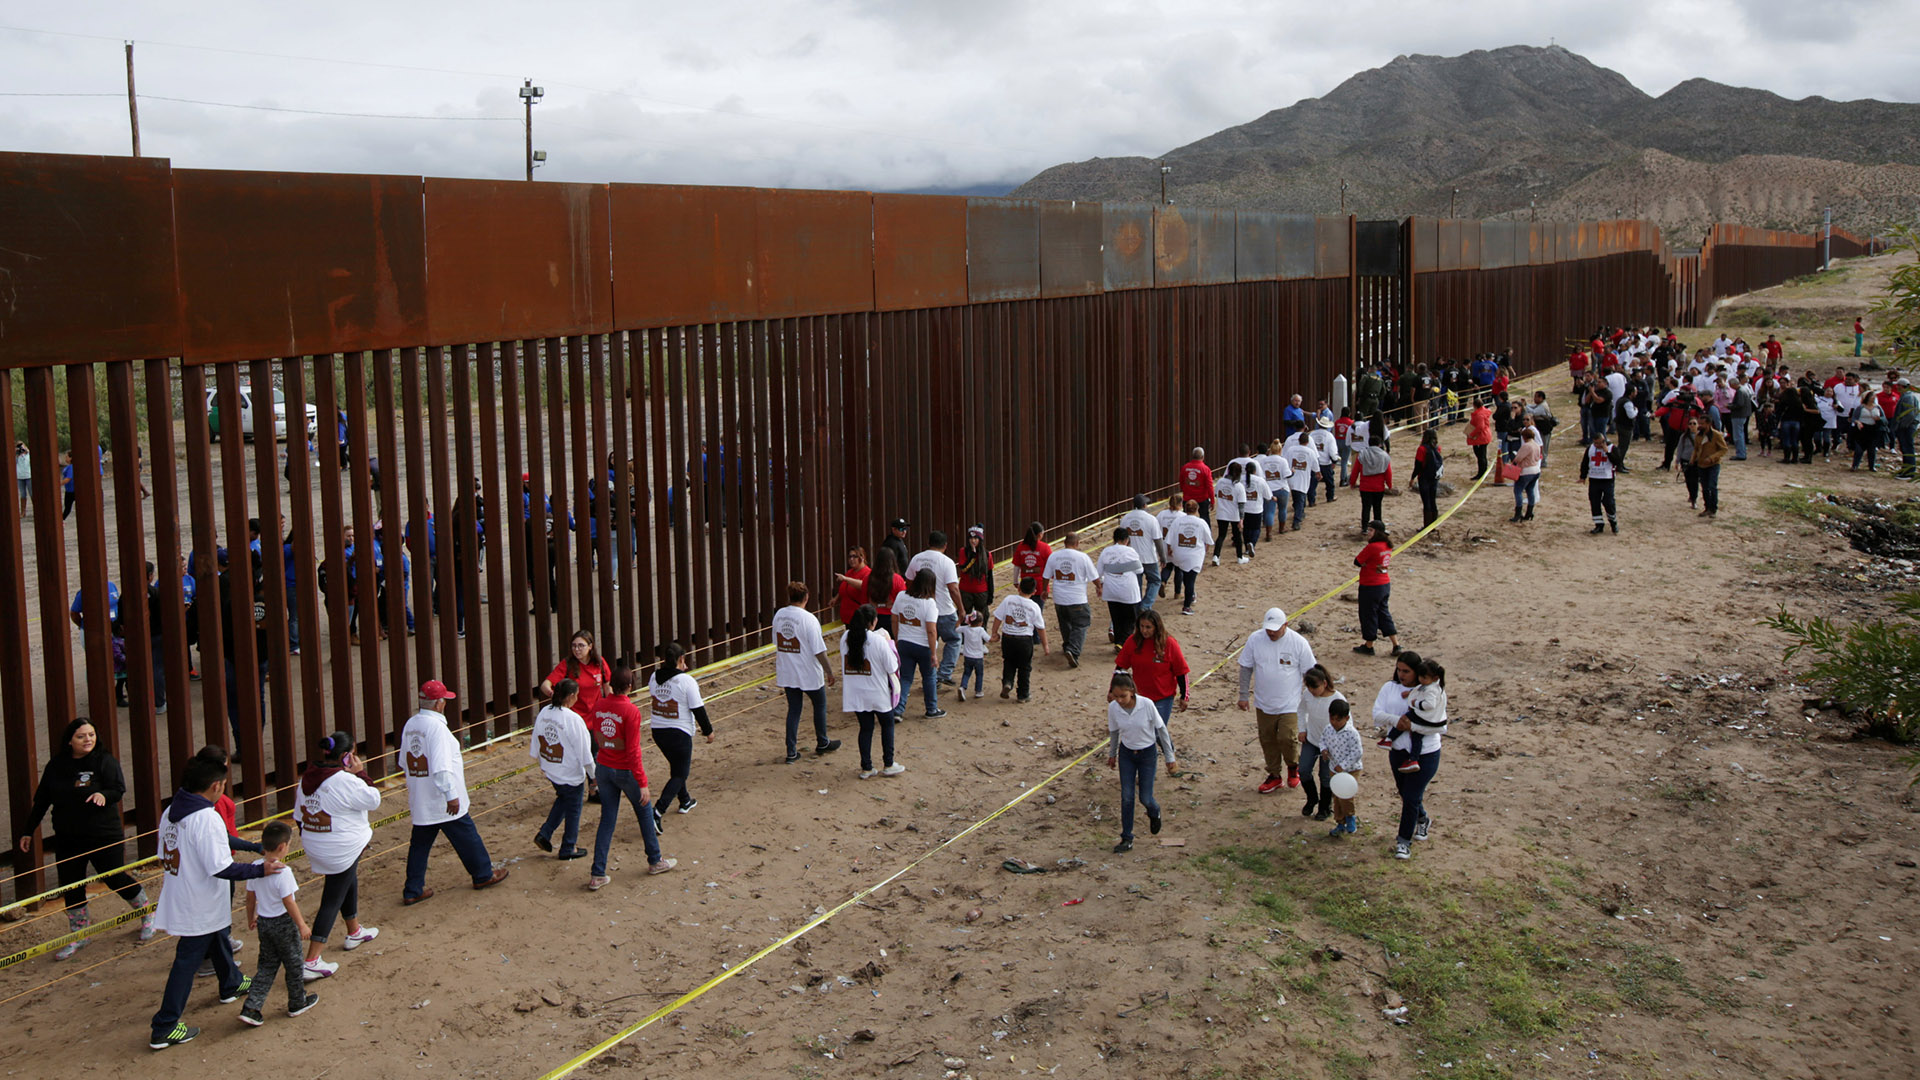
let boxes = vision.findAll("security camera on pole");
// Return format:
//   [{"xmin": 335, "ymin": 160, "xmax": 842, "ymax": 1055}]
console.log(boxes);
[{"xmin": 520, "ymin": 79, "xmax": 545, "ymax": 181}]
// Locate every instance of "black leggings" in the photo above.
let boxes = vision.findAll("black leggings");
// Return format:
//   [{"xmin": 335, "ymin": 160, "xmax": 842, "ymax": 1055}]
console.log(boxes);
[
  {"xmin": 652, "ymin": 726, "xmax": 696, "ymax": 810},
  {"xmin": 56, "ymin": 836, "xmax": 142, "ymax": 910},
  {"xmin": 1359, "ymin": 489, "xmax": 1384, "ymax": 530},
  {"xmin": 1472, "ymin": 444, "xmax": 1488, "ymax": 479},
  {"xmin": 1212, "ymin": 519, "xmax": 1243, "ymax": 559},
  {"xmin": 308, "ymin": 859, "xmax": 360, "ymax": 943}
]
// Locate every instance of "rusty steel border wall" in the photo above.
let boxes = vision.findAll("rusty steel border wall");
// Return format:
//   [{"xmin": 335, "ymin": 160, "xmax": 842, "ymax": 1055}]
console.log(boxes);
[{"xmin": 0, "ymin": 151, "xmax": 1860, "ymax": 892}]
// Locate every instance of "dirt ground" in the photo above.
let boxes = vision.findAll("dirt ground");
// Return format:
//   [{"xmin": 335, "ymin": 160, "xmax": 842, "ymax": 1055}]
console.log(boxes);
[{"xmin": 3, "ymin": 299, "xmax": 1918, "ymax": 1079}]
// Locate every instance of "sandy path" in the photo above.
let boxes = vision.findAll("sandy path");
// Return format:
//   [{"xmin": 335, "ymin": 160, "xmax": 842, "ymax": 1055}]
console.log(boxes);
[{"xmin": 2, "ymin": 362, "xmax": 1916, "ymax": 1080}]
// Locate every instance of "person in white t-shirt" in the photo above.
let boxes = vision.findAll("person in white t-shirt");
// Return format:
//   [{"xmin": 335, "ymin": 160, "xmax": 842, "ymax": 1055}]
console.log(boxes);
[
  {"xmin": 531, "ymin": 680, "xmax": 594, "ymax": 859},
  {"xmin": 841, "ymin": 605, "xmax": 905, "ymax": 778},
  {"xmin": 891, "ymin": 568, "xmax": 946, "ymax": 720},
  {"xmin": 1119, "ymin": 494, "xmax": 1165, "ymax": 611},
  {"xmin": 1296, "ymin": 665, "xmax": 1344, "ymax": 822},
  {"xmin": 1096, "ymin": 526, "xmax": 1146, "ymax": 648},
  {"xmin": 401, "ymin": 680, "xmax": 508, "ymax": 904},
  {"xmin": 957, "ymin": 612, "xmax": 990, "ymax": 701},
  {"xmin": 990, "ymin": 578, "xmax": 1049, "ymax": 701},
  {"xmin": 296, "ymin": 731, "xmax": 381, "ymax": 980},
  {"xmin": 1238, "ymin": 467, "xmax": 1269, "ymax": 560},
  {"xmin": 1164, "ymin": 500, "xmax": 1212, "ymax": 615},
  {"xmin": 1257, "ymin": 440, "xmax": 1291, "ymax": 540},
  {"xmin": 1212, "ymin": 462, "xmax": 1247, "ymax": 564},
  {"xmin": 239, "ymin": 821, "xmax": 316, "ymax": 1025},
  {"xmin": 1236, "ymin": 607, "xmax": 1317, "ymax": 793},
  {"xmin": 1309, "ymin": 417, "xmax": 1341, "ymax": 506},
  {"xmin": 1153, "ymin": 494, "xmax": 1185, "ymax": 600},
  {"xmin": 1282, "ymin": 436, "xmax": 1316, "ymax": 531},
  {"xmin": 772, "ymin": 582, "xmax": 840, "ymax": 763},
  {"xmin": 905, "ymin": 531, "xmax": 965, "ymax": 686},
  {"xmin": 1042, "ymin": 532, "xmax": 1099, "ymax": 666},
  {"xmin": 149, "ymin": 754, "xmax": 284, "ymax": 1050}
]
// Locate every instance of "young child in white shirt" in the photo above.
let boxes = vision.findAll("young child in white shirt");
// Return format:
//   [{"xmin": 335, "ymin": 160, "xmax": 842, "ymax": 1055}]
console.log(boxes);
[
  {"xmin": 1106, "ymin": 673, "xmax": 1176, "ymax": 854},
  {"xmin": 1322, "ymin": 700, "xmax": 1364, "ymax": 836},
  {"xmin": 240, "ymin": 821, "xmax": 317, "ymax": 1025},
  {"xmin": 957, "ymin": 613, "xmax": 990, "ymax": 701},
  {"xmin": 1392, "ymin": 660, "xmax": 1449, "ymax": 773}
]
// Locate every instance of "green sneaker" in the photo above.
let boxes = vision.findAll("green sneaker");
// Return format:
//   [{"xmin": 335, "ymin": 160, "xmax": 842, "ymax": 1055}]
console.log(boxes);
[
  {"xmin": 218, "ymin": 975, "xmax": 253, "ymax": 1004},
  {"xmin": 149, "ymin": 1023, "xmax": 200, "ymax": 1050}
]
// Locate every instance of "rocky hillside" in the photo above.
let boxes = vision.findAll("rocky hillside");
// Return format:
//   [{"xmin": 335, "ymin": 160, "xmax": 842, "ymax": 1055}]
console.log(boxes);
[{"xmin": 1012, "ymin": 46, "xmax": 1919, "ymax": 237}]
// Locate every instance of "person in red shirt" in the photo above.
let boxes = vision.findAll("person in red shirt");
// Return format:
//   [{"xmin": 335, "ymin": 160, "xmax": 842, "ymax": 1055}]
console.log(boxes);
[
  {"xmin": 1825, "ymin": 366, "xmax": 1847, "ymax": 390},
  {"xmin": 1114, "ymin": 609, "xmax": 1189, "ymax": 724},
  {"xmin": 956, "ymin": 525, "xmax": 994, "ymax": 619},
  {"xmin": 1855, "ymin": 318, "xmax": 1866, "ymax": 357},
  {"xmin": 1762, "ymin": 335, "xmax": 1782, "ymax": 363},
  {"xmin": 1568, "ymin": 348, "xmax": 1590, "ymax": 393},
  {"xmin": 1351, "ymin": 521, "xmax": 1399, "ymax": 656},
  {"xmin": 1179, "ymin": 449, "xmax": 1215, "ymax": 527},
  {"xmin": 1010, "ymin": 522, "xmax": 1053, "ymax": 613},
  {"xmin": 587, "ymin": 665, "xmax": 674, "ymax": 888},
  {"xmin": 542, "ymin": 630, "xmax": 613, "ymax": 713},
  {"xmin": 833, "ymin": 547, "xmax": 873, "ymax": 626}
]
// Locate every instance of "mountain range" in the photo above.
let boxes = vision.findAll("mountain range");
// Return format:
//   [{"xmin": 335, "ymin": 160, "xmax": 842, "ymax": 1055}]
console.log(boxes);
[{"xmin": 1011, "ymin": 46, "xmax": 1920, "ymax": 243}]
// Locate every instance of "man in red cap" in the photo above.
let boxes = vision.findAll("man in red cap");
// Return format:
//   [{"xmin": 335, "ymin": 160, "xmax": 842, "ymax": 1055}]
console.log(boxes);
[{"xmin": 400, "ymin": 680, "xmax": 508, "ymax": 904}]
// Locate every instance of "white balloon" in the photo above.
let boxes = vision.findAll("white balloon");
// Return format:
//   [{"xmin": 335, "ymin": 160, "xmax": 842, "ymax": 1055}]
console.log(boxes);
[{"xmin": 1329, "ymin": 771, "xmax": 1358, "ymax": 800}]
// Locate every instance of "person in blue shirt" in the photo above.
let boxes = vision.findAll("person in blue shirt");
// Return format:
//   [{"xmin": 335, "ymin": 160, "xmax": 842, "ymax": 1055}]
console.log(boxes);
[
  {"xmin": 61, "ymin": 456, "xmax": 77, "ymax": 520},
  {"xmin": 336, "ymin": 410, "xmax": 351, "ymax": 470},
  {"xmin": 69, "ymin": 582, "xmax": 122, "ymax": 632},
  {"xmin": 1282, "ymin": 395, "xmax": 1307, "ymax": 440},
  {"xmin": 1471, "ymin": 354, "xmax": 1499, "ymax": 388}
]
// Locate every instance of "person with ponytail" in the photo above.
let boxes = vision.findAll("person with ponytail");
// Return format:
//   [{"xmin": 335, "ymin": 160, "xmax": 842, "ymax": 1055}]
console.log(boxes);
[
  {"xmin": 587, "ymin": 665, "xmax": 675, "ymax": 888},
  {"xmin": 865, "ymin": 547, "xmax": 907, "ymax": 634},
  {"xmin": 1010, "ymin": 521, "xmax": 1053, "ymax": 613},
  {"xmin": 647, "ymin": 644, "xmax": 713, "ymax": 818},
  {"xmin": 296, "ymin": 731, "xmax": 382, "ymax": 980},
  {"xmin": 840, "ymin": 604, "xmax": 905, "ymax": 778}
]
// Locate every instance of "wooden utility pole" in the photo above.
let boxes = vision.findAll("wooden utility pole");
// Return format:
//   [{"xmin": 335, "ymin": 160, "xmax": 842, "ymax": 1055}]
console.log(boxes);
[{"xmin": 125, "ymin": 41, "xmax": 140, "ymax": 157}]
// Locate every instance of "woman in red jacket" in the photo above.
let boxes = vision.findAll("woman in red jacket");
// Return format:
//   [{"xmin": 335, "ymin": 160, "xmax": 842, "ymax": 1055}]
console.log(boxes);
[
  {"xmin": 833, "ymin": 547, "xmax": 873, "ymax": 625},
  {"xmin": 1114, "ymin": 609, "xmax": 1189, "ymax": 724},
  {"xmin": 1352, "ymin": 520, "xmax": 1400, "ymax": 656},
  {"xmin": 1466, "ymin": 401, "xmax": 1493, "ymax": 480}
]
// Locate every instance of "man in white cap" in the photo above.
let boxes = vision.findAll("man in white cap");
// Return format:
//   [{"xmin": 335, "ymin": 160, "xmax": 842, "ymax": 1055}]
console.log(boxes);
[
  {"xmin": 400, "ymin": 679, "xmax": 509, "ymax": 904},
  {"xmin": 1237, "ymin": 607, "xmax": 1316, "ymax": 793}
]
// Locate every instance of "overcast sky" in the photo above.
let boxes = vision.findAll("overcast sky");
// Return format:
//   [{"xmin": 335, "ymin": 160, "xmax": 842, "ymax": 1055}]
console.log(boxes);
[{"xmin": 3, "ymin": 1, "xmax": 1916, "ymax": 192}]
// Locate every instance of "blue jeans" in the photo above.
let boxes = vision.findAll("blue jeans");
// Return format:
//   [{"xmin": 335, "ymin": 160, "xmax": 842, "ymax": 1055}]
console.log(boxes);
[
  {"xmin": 403, "ymin": 813, "xmax": 495, "ymax": 899},
  {"xmin": 1393, "ymin": 748, "xmax": 1440, "ymax": 843},
  {"xmin": 783, "ymin": 686, "xmax": 829, "ymax": 757},
  {"xmin": 896, "ymin": 639, "xmax": 937, "ymax": 717},
  {"xmin": 1151, "ymin": 695, "xmax": 1175, "ymax": 724},
  {"xmin": 1778, "ymin": 420, "xmax": 1801, "ymax": 456},
  {"xmin": 1700, "ymin": 463, "xmax": 1721, "ymax": 515},
  {"xmin": 1513, "ymin": 472, "xmax": 1539, "ymax": 513},
  {"xmin": 151, "ymin": 929, "xmax": 241, "ymax": 1040},
  {"xmin": 1299, "ymin": 739, "xmax": 1333, "ymax": 812},
  {"xmin": 1289, "ymin": 489, "xmax": 1306, "ymax": 528},
  {"xmin": 935, "ymin": 613, "xmax": 961, "ymax": 683},
  {"xmin": 961, "ymin": 656, "xmax": 984, "ymax": 694},
  {"xmin": 1318, "ymin": 464, "xmax": 1337, "ymax": 503},
  {"xmin": 1261, "ymin": 501, "xmax": 1276, "ymax": 533},
  {"xmin": 1117, "ymin": 744, "xmax": 1161, "ymax": 843},
  {"xmin": 538, "ymin": 781, "xmax": 585, "ymax": 852},
  {"xmin": 1140, "ymin": 563, "xmax": 1162, "ymax": 613},
  {"xmin": 1730, "ymin": 416, "xmax": 1749, "ymax": 458},
  {"xmin": 591, "ymin": 763, "xmax": 661, "ymax": 876}
]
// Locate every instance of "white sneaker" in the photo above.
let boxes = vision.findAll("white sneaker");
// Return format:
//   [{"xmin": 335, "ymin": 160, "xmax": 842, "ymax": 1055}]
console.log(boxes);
[
  {"xmin": 342, "ymin": 926, "xmax": 379, "ymax": 951},
  {"xmin": 1211, "ymin": 556, "xmax": 1220, "ymax": 567},
  {"xmin": 882, "ymin": 763, "xmax": 907, "ymax": 776},
  {"xmin": 1237, "ymin": 556, "xmax": 1250, "ymax": 564},
  {"xmin": 859, "ymin": 769, "xmax": 877, "ymax": 780},
  {"xmin": 302, "ymin": 959, "xmax": 338, "ymax": 981}
]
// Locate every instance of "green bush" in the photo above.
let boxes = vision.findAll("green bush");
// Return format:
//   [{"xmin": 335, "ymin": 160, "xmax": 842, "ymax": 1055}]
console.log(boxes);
[{"xmin": 1766, "ymin": 595, "xmax": 1920, "ymax": 757}]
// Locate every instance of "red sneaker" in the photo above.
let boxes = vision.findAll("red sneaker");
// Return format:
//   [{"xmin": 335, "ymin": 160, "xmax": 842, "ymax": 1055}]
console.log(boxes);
[
  {"xmin": 1286, "ymin": 765, "xmax": 1301, "ymax": 788},
  {"xmin": 1257, "ymin": 775, "xmax": 1285, "ymax": 794}
]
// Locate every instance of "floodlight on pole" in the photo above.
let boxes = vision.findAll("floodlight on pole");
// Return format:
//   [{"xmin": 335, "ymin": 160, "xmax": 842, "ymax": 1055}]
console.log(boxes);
[
  {"xmin": 520, "ymin": 79, "xmax": 545, "ymax": 181},
  {"xmin": 1159, "ymin": 161, "xmax": 1172, "ymax": 205}
]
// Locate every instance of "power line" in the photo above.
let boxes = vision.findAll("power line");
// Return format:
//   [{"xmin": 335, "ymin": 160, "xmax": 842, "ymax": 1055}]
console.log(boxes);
[
  {"xmin": 0, "ymin": 23, "xmax": 516, "ymax": 81},
  {"xmin": 137, "ymin": 94, "xmax": 516, "ymax": 122}
]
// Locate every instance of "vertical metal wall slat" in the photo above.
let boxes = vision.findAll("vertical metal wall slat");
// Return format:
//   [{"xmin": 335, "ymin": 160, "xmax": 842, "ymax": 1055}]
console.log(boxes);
[
  {"xmin": 342, "ymin": 353, "xmax": 386, "ymax": 769},
  {"xmin": 475, "ymin": 343, "xmax": 515, "ymax": 736},
  {"xmin": 545, "ymin": 337, "xmax": 576, "ymax": 655},
  {"xmin": 399, "ymin": 348, "xmax": 436, "ymax": 684},
  {"xmin": 312, "ymin": 358, "xmax": 357, "ymax": 753},
  {"xmin": 280, "ymin": 357, "xmax": 327, "ymax": 766},
  {"xmin": 506, "ymin": 341, "xmax": 543, "ymax": 699},
  {"xmin": 105, "ymin": 362, "xmax": 157, "ymax": 840},
  {"xmin": 179, "ymin": 366, "xmax": 228, "ymax": 752},
  {"xmin": 371, "ymin": 352, "xmax": 410, "ymax": 747},
  {"xmin": 213, "ymin": 363, "xmax": 266, "ymax": 814},
  {"xmin": 66, "ymin": 367, "xmax": 116, "ymax": 739},
  {"xmin": 0, "ymin": 370, "xmax": 44, "ymax": 892},
  {"xmin": 450, "ymin": 346, "xmax": 489, "ymax": 727},
  {"xmin": 423, "ymin": 347, "xmax": 463, "ymax": 717},
  {"xmin": 247, "ymin": 357, "xmax": 295, "ymax": 813},
  {"xmin": 607, "ymin": 334, "xmax": 638, "ymax": 661}
]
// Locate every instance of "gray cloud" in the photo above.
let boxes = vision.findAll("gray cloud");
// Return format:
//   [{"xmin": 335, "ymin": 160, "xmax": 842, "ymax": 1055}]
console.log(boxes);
[{"xmin": 0, "ymin": 0, "xmax": 1914, "ymax": 192}]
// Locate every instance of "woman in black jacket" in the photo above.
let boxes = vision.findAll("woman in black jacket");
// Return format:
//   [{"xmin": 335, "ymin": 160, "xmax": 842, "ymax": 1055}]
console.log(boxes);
[{"xmin": 16, "ymin": 717, "xmax": 153, "ymax": 959}]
